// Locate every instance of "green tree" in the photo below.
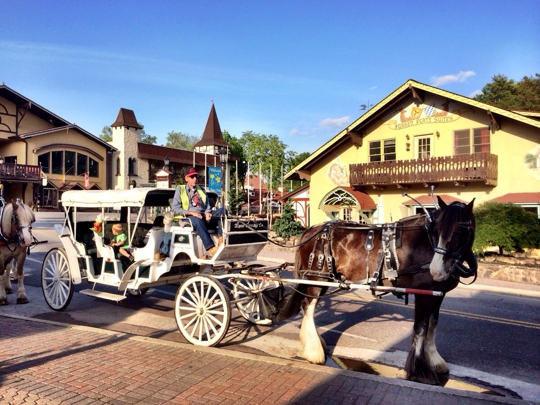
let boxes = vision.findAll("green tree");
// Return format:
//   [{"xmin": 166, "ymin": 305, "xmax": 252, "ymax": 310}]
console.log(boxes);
[
  {"xmin": 240, "ymin": 130, "xmax": 287, "ymax": 194},
  {"xmin": 99, "ymin": 125, "xmax": 112, "ymax": 142},
  {"xmin": 99, "ymin": 124, "xmax": 157, "ymax": 144},
  {"xmin": 140, "ymin": 126, "xmax": 157, "ymax": 144},
  {"xmin": 515, "ymin": 74, "xmax": 540, "ymax": 110},
  {"xmin": 473, "ymin": 202, "xmax": 540, "ymax": 255},
  {"xmin": 227, "ymin": 183, "xmax": 245, "ymax": 216},
  {"xmin": 272, "ymin": 200, "xmax": 305, "ymax": 238},
  {"xmin": 223, "ymin": 130, "xmax": 247, "ymax": 190},
  {"xmin": 166, "ymin": 131, "xmax": 199, "ymax": 149},
  {"xmin": 284, "ymin": 150, "xmax": 311, "ymax": 193},
  {"xmin": 474, "ymin": 73, "xmax": 540, "ymax": 110},
  {"xmin": 474, "ymin": 74, "xmax": 517, "ymax": 109}
]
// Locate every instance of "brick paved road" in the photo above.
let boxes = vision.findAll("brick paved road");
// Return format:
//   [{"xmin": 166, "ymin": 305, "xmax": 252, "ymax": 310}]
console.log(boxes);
[{"xmin": 0, "ymin": 315, "xmax": 530, "ymax": 405}]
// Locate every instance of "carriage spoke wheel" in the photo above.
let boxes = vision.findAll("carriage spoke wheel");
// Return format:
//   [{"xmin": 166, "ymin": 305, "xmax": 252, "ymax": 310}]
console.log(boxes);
[
  {"xmin": 174, "ymin": 275, "xmax": 231, "ymax": 347},
  {"xmin": 232, "ymin": 268, "xmax": 279, "ymax": 325},
  {"xmin": 41, "ymin": 248, "xmax": 74, "ymax": 311}
]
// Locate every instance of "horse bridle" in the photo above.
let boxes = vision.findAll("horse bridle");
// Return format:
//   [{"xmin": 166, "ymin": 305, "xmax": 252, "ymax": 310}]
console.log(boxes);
[
  {"xmin": 426, "ymin": 208, "xmax": 476, "ymax": 278},
  {"xmin": 0, "ymin": 204, "xmax": 30, "ymax": 251}
]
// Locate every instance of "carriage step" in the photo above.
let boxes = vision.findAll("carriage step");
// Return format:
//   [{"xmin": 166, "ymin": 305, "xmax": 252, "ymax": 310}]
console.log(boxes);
[{"xmin": 79, "ymin": 289, "xmax": 127, "ymax": 302}]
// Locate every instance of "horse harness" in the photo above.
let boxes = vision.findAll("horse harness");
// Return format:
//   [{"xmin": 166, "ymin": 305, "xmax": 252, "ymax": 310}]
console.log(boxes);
[{"xmin": 300, "ymin": 213, "xmax": 475, "ymax": 303}]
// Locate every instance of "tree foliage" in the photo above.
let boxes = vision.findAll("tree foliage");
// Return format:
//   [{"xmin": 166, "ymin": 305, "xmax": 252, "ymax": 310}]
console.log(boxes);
[
  {"xmin": 98, "ymin": 124, "xmax": 156, "ymax": 144},
  {"xmin": 166, "ymin": 131, "xmax": 199, "ymax": 149},
  {"xmin": 240, "ymin": 130, "xmax": 288, "ymax": 193},
  {"xmin": 473, "ymin": 202, "xmax": 540, "ymax": 255},
  {"xmin": 99, "ymin": 125, "xmax": 112, "ymax": 142},
  {"xmin": 223, "ymin": 130, "xmax": 247, "ymax": 189},
  {"xmin": 227, "ymin": 183, "xmax": 245, "ymax": 216},
  {"xmin": 474, "ymin": 73, "xmax": 540, "ymax": 110},
  {"xmin": 140, "ymin": 126, "xmax": 157, "ymax": 144},
  {"xmin": 272, "ymin": 200, "xmax": 305, "ymax": 238}
]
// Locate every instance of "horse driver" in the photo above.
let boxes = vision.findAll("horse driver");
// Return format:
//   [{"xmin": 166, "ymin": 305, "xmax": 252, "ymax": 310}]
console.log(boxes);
[{"xmin": 157, "ymin": 166, "xmax": 225, "ymax": 260}]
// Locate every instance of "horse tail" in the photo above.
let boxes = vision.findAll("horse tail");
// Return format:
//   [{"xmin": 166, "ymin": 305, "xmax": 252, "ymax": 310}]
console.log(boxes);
[{"xmin": 269, "ymin": 284, "xmax": 305, "ymax": 322}]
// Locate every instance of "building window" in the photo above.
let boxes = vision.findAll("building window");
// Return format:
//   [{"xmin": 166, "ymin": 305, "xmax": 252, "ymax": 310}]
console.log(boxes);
[
  {"xmin": 128, "ymin": 157, "xmax": 137, "ymax": 176},
  {"xmin": 77, "ymin": 153, "xmax": 87, "ymax": 176},
  {"xmin": 65, "ymin": 151, "xmax": 75, "ymax": 175},
  {"xmin": 52, "ymin": 151, "xmax": 63, "ymax": 174},
  {"xmin": 416, "ymin": 135, "xmax": 432, "ymax": 159},
  {"xmin": 116, "ymin": 157, "xmax": 121, "ymax": 176},
  {"xmin": 370, "ymin": 139, "xmax": 396, "ymax": 162},
  {"xmin": 342, "ymin": 207, "xmax": 352, "ymax": 221},
  {"xmin": 38, "ymin": 153, "xmax": 50, "ymax": 173},
  {"xmin": 89, "ymin": 157, "xmax": 99, "ymax": 177},
  {"xmin": 454, "ymin": 127, "xmax": 490, "ymax": 155}
]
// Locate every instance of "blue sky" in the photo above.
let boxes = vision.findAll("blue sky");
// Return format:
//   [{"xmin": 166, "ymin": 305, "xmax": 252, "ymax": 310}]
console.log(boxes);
[{"xmin": 1, "ymin": 0, "xmax": 539, "ymax": 153}]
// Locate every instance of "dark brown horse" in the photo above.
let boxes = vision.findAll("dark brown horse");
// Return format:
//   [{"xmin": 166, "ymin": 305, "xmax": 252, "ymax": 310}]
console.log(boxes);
[
  {"xmin": 0, "ymin": 201, "xmax": 36, "ymax": 305},
  {"xmin": 282, "ymin": 196, "xmax": 476, "ymax": 384}
]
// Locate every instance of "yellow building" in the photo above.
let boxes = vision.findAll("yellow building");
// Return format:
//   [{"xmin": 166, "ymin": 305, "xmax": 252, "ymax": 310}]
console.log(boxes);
[
  {"xmin": 0, "ymin": 84, "xmax": 117, "ymax": 208},
  {"xmin": 286, "ymin": 79, "xmax": 540, "ymax": 225}
]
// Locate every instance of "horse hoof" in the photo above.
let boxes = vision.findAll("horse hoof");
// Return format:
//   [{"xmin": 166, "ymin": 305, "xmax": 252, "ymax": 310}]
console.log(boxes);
[
  {"xmin": 0, "ymin": 300, "xmax": 8, "ymax": 305},
  {"xmin": 6, "ymin": 288, "xmax": 13, "ymax": 294},
  {"xmin": 17, "ymin": 298, "xmax": 29, "ymax": 304},
  {"xmin": 408, "ymin": 375, "xmax": 439, "ymax": 385}
]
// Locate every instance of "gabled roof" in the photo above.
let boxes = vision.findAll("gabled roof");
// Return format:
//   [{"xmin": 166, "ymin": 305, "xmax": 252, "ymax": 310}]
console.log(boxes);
[
  {"xmin": 21, "ymin": 124, "xmax": 117, "ymax": 152},
  {"xmin": 402, "ymin": 194, "xmax": 466, "ymax": 206},
  {"xmin": 488, "ymin": 192, "xmax": 540, "ymax": 204},
  {"xmin": 0, "ymin": 84, "xmax": 71, "ymax": 128},
  {"xmin": 278, "ymin": 183, "xmax": 309, "ymax": 201},
  {"xmin": 194, "ymin": 104, "xmax": 228, "ymax": 148},
  {"xmin": 0, "ymin": 84, "xmax": 115, "ymax": 152},
  {"xmin": 137, "ymin": 143, "xmax": 225, "ymax": 167},
  {"xmin": 111, "ymin": 108, "xmax": 143, "ymax": 129},
  {"xmin": 285, "ymin": 79, "xmax": 540, "ymax": 180},
  {"xmin": 341, "ymin": 186, "xmax": 377, "ymax": 210}
]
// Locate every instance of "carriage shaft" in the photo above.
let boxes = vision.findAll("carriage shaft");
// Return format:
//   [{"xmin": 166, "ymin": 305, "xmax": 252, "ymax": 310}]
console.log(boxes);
[{"xmin": 227, "ymin": 274, "xmax": 444, "ymax": 296}]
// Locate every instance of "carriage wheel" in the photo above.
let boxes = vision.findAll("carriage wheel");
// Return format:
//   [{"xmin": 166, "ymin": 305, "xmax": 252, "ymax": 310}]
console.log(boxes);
[
  {"xmin": 232, "ymin": 267, "xmax": 279, "ymax": 325},
  {"xmin": 41, "ymin": 248, "xmax": 74, "ymax": 311},
  {"xmin": 174, "ymin": 275, "xmax": 231, "ymax": 347}
]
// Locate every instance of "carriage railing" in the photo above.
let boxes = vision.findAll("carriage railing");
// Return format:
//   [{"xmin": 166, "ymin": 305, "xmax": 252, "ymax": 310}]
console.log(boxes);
[{"xmin": 349, "ymin": 152, "xmax": 498, "ymax": 188}]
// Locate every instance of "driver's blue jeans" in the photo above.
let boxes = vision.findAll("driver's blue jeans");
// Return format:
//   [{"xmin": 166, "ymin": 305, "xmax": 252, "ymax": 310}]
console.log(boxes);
[{"xmin": 160, "ymin": 208, "xmax": 226, "ymax": 256}]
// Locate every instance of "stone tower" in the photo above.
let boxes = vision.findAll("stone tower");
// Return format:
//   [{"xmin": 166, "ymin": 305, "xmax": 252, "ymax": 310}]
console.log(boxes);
[{"xmin": 110, "ymin": 108, "xmax": 143, "ymax": 189}]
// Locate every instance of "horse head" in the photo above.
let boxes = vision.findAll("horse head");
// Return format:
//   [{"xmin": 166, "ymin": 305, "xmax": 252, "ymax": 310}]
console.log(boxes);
[
  {"xmin": 2, "ymin": 200, "xmax": 36, "ymax": 247},
  {"xmin": 429, "ymin": 196, "xmax": 476, "ymax": 282}
]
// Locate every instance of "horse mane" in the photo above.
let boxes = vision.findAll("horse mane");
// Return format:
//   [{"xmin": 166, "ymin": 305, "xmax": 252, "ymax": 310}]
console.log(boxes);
[
  {"xmin": 2, "ymin": 202, "xmax": 35, "ymax": 237},
  {"xmin": 436, "ymin": 202, "xmax": 467, "ymax": 241}
]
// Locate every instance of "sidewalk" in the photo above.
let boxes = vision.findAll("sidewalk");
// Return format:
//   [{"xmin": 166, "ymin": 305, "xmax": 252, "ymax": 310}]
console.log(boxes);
[{"xmin": 0, "ymin": 315, "xmax": 530, "ymax": 405}]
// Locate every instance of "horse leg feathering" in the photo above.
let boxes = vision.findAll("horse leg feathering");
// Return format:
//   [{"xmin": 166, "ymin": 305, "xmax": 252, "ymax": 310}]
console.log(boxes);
[{"xmin": 300, "ymin": 297, "xmax": 326, "ymax": 364}]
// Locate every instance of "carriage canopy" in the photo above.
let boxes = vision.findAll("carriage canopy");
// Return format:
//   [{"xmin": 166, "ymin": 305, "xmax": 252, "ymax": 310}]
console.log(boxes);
[{"xmin": 60, "ymin": 188, "xmax": 176, "ymax": 209}]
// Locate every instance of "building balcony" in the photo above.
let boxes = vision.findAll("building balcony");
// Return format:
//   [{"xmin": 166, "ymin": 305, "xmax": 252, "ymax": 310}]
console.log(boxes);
[
  {"xmin": 0, "ymin": 163, "xmax": 42, "ymax": 183},
  {"xmin": 349, "ymin": 152, "xmax": 498, "ymax": 189}
]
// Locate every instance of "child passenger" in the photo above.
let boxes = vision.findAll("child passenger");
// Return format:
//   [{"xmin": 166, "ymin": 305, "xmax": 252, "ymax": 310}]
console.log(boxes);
[{"xmin": 109, "ymin": 223, "xmax": 134, "ymax": 261}]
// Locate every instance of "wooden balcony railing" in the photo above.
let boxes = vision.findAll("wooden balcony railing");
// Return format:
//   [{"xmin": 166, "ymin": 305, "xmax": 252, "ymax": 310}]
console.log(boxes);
[
  {"xmin": 0, "ymin": 163, "xmax": 42, "ymax": 183},
  {"xmin": 350, "ymin": 153, "xmax": 498, "ymax": 188}
]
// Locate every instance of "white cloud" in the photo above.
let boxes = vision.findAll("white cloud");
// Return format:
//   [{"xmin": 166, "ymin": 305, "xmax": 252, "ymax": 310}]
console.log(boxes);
[
  {"xmin": 469, "ymin": 89, "xmax": 482, "ymax": 98},
  {"xmin": 431, "ymin": 70, "xmax": 476, "ymax": 86},
  {"xmin": 319, "ymin": 116, "xmax": 350, "ymax": 129}
]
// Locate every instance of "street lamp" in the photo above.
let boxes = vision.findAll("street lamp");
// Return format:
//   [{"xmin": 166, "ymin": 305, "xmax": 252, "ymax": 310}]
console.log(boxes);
[
  {"xmin": 164, "ymin": 156, "xmax": 170, "ymax": 170},
  {"xmin": 218, "ymin": 146, "xmax": 227, "ymax": 208}
]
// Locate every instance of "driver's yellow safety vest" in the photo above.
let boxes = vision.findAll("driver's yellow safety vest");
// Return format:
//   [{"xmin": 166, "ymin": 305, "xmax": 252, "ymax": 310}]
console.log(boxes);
[{"xmin": 179, "ymin": 185, "xmax": 207, "ymax": 209}]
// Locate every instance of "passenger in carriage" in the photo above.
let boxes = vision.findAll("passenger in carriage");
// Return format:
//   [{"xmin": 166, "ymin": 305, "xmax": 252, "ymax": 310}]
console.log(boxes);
[
  {"xmin": 109, "ymin": 223, "xmax": 134, "ymax": 262},
  {"xmin": 156, "ymin": 166, "xmax": 226, "ymax": 261}
]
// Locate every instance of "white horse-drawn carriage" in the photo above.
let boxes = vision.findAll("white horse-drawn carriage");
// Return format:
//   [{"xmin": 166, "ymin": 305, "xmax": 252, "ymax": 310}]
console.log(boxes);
[
  {"xmin": 39, "ymin": 186, "xmax": 478, "ymax": 384},
  {"xmin": 42, "ymin": 187, "xmax": 280, "ymax": 346}
]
